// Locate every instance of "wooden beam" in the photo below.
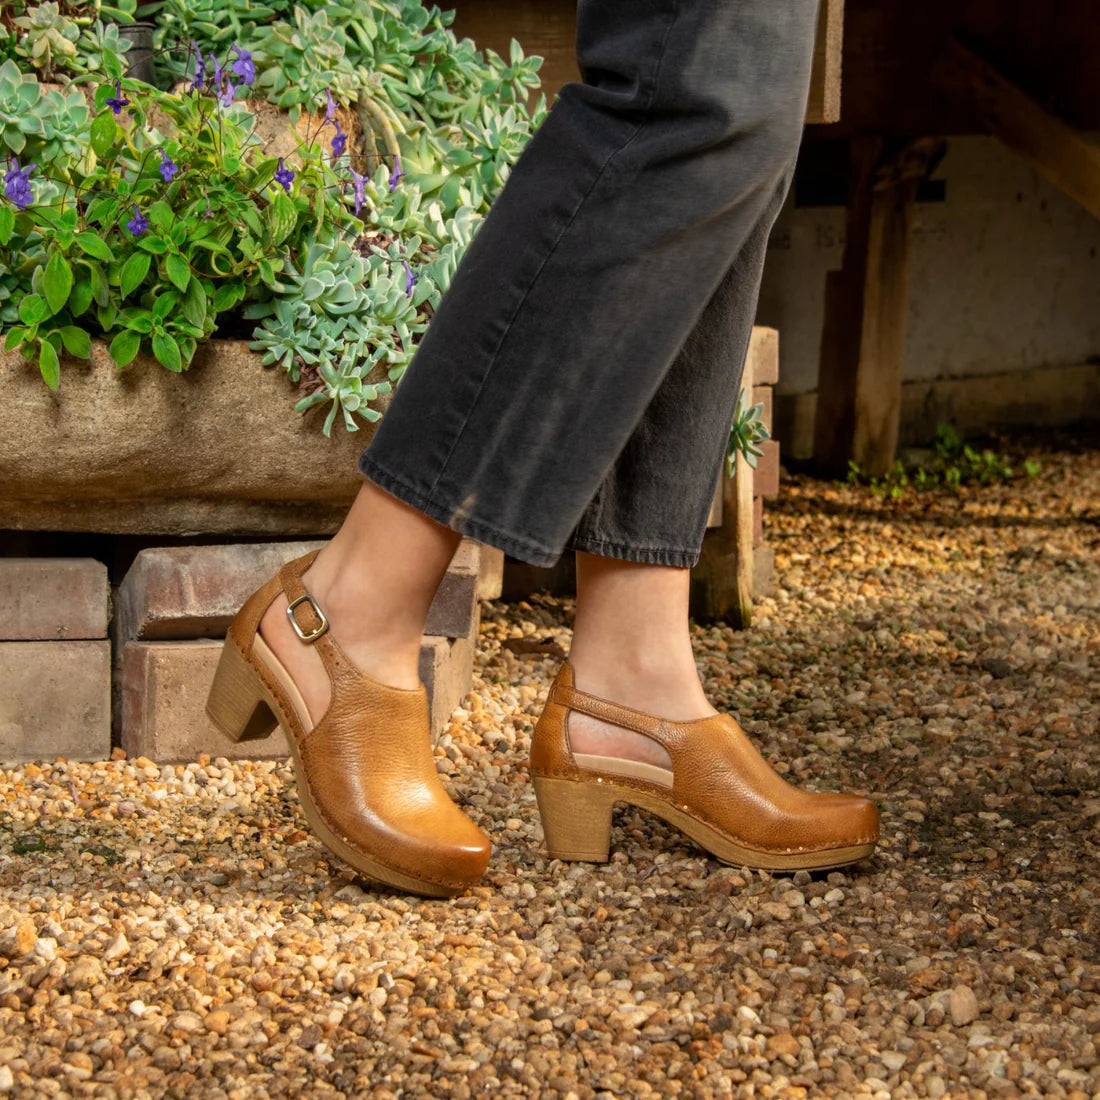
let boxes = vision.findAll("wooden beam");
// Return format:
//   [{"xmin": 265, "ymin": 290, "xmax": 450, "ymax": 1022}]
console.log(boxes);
[
  {"xmin": 806, "ymin": 0, "xmax": 845, "ymax": 125},
  {"xmin": 813, "ymin": 137, "xmax": 942, "ymax": 477},
  {"xmin": 933, "ymin": 37, "xmax": 1100, "ymax": 221},
  {"xmin": 445, "ymin": 0, "xmax": 842, "ymax": 125}
]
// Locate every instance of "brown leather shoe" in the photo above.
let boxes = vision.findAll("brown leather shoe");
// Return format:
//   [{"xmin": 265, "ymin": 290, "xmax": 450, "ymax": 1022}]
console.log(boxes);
[
  {"xmin": 205, "ymin": 548, "xmax": 491, "ymax": 897},
  {"xmin": 529, "ymin": 662, "xmax": 878, "ymax": 871}
]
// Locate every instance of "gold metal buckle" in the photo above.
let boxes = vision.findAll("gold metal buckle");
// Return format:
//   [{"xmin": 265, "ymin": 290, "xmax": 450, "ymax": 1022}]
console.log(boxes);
[{"xmin": 286, "ymin": 593, "xmax": 330, "ymax": 642}]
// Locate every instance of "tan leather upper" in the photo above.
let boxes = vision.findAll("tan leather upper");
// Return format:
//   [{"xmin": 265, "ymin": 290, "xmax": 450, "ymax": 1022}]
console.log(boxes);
[
  {"xmin": 227, "ymin": 549, "xmax": 490, "ymax": 891},
  {"xmin": 531, "ymin": 662, "xmax": 878, "ymax": 856}
]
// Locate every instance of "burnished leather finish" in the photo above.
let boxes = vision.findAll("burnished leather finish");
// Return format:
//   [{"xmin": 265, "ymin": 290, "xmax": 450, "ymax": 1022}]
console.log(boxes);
[
  {"xmin": 207, "ymin": 549, "xmax": 491, "ymax": 896},
  {"xmin": 530, "ymin": 662, "xmax": 878, "ymax": 870}
]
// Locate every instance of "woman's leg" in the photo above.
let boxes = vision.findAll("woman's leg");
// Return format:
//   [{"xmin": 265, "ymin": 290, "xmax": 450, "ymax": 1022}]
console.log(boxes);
[
  {"xmin": 267, "ymin": 0, "xmax": 820, "ymax": 720},
  {"xmin": 257, "ymin": 480, "xmax": 460, "ymax": 725},
  {"xmin": 358, "ymin": 0, "xmax": 821, "ymax": 566}
]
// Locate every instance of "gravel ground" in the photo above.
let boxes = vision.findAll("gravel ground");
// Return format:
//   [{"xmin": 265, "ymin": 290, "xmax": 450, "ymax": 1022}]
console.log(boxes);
[{"xmin": 1, "ymin": 437, "xmax": 1097, "ymax": 1099}]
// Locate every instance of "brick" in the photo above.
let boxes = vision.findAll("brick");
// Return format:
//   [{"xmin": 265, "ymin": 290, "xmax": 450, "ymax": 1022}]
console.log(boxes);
[
  {"xmin": 754, "ymin": 440, "xmax": 781, "ymax": 499},
  {"xmin": 425, "ymin": 540, "xmax": 478, "ymax": 639},
  {"xmin": 116, "ymin": 538, "xmax": 481, "ymax": 643},
  {"xmin": 477, "ymin": 546, "xmax": 504, "ymax": 601},
  {"xmin": 118, "ymin": 626, "xmax": 478, "ymax": 763},
  {"xmin": 747, "ymin": 326, "xmax": 779, "ymax": 386},
  {"xmin": 0, "ymin": 641, "xmax": 111, "ymax": 763},
  {"xmin": 0, "ymin": 558, "xmax": 109, "ymax": 640},
  {"xmin": 753, "ymin": 495, "xmax": 764, "ymax": 548},
  {"xmin": 752, "ymin": 546, "xmax": 775, "ymax": 598},
  {"xmin": 751, "ymin": 385, "xmax": 774, "ymax": 433},
  {"xmin": 420, "ymin": 609, "xmax": 480, "ymax": 746}
]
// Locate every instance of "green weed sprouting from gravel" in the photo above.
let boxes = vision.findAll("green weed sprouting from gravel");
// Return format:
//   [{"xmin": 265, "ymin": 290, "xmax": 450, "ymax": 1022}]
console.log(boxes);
[{"xmin": 846, "ymin": 422, "xmax": 1042, "ymax": 499}]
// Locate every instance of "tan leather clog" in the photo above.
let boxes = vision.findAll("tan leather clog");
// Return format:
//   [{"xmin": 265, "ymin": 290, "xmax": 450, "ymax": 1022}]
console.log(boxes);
[
  {"xmin": 205, "ymin": 549, "xmax": 490, "ymax": 897},
  {"xmin": 530, "ymin": 662, "xmax": 878, "ymax": 871}
]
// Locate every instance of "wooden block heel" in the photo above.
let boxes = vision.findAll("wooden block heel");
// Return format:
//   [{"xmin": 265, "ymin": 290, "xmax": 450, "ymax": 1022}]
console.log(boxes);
[
  {"xmin": 205, "ymin": 639, "xmax": 279, "ymax": 743},
  {"xmin": 532, "ymin": 776, "xmax": 616, "ymax": 862}
]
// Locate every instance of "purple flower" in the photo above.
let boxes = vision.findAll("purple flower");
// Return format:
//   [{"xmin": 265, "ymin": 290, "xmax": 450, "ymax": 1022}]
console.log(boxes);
[
  {"xmin": 402, "ymin": 260, "xmax": 417, "ymax": 299},
  {"xmin": 202, "ymin": 194, "xmax": 213, "ymax": 220},
  {"xmin": 219, "ymin": 80, "xmax": 239, "ymax": 108},
  {"xmin": 3, "ymin": 158, "xmax": 35, "ymax": 211},
  {"xmin": 190, "ymin": 43, "xmax": 205, "ymax": 93},
  {"xmin": 126, "ymin": 204, "xmax": 149, "ymax": 237},
  {"xmin": 231, "ymin": 46, "xmax": 255, "ymax": 86},
  {"xmin": 349, "ymin": 167, "xmax": 366, "ymax": 217},
  {"xmin": 330, "ymin": 120, "xmax": 347, "ymax": 159},
  {"xmin": 274, "ymin": 158, "xmax": 295, "ymax": 192},
  {"xmin": 159, "ymin": 149, "xmax": 178, "ymax": 184},
  {"xmin": 387, "ymin": 155, "xmax": 405, "ymax": 193},
  {"xmin": 106, "ymin": 81, "xmax": 130, "ymax": 116},
  {"xmin": 324, "ymin": 88, "xmax": 337, "ymax": 122}
]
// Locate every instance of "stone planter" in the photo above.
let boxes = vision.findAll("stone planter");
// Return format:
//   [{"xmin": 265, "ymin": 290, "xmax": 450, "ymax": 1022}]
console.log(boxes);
[{"xmin": 1, "ymin": 340, "xmax": 383, "ymax": 536}]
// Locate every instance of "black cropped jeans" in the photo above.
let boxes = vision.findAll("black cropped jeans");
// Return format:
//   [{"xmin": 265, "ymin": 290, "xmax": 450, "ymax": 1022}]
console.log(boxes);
[{"xmin": 359, "ymin": 0, "xmax": 820, "ymax": 568}]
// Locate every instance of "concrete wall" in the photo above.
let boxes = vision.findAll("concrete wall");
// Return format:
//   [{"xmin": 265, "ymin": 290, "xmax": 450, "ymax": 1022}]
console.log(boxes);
[{"xmin": 757, "ymin": 135, "xmax": 1100, "ymax": 455}]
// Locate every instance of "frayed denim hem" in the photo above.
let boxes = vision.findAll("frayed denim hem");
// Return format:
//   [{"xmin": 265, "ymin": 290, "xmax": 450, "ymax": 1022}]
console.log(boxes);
[{"xmin": 358, "ymin": 454, "xmax": 563, "ymax": 569}]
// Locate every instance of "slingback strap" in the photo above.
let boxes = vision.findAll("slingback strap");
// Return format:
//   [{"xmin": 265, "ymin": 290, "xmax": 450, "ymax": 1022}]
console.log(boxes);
[
  {"xmin": 548, "ymin": 661, "xmax": 663, "ymax": 738},
  {"xmin": 278, "ymin": 550, "xmax": 328, "ymax": 644}
]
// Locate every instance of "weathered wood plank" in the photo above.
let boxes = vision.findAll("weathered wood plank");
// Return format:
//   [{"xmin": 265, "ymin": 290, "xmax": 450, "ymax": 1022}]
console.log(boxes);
[
  {"xmin": 806, "ymin": 0, "xmax": 845, "ymax": 125},
  {"xmin": 691, "ymin": 345, "xmax": 755, "ymax": 626}
]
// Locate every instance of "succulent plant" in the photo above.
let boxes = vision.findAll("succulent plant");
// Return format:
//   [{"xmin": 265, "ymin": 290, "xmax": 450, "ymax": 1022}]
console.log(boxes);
[
  {"xmin": 0, "ymin": 60, "xmax": 90, "ymax": 169},
  {"xmin": 14, "ymin": 3, "xmax": 81, "ymax": 80},
  {"xmin": 727, "ymin": 389, "xmax": 770, "ymax": 475}
]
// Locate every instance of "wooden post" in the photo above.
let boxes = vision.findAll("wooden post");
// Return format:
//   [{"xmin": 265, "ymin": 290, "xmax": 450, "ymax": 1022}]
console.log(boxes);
[{"xmin": 813, "ymin": 136, "xmax": 942, "ymax": 477}]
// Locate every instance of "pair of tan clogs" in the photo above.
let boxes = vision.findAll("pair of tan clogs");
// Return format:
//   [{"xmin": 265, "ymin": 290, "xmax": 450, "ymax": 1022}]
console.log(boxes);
[{"xmin": 205, "ymin": 550, "xmax": 878, "ymax": 897}]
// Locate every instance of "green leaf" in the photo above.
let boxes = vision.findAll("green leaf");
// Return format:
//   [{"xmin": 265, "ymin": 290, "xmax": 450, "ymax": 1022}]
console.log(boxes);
[
  {"xmin": 89, "ymin": 262, "xmax": 109, "ymax": 306},
  {"xmin": 213, "ymin": 283, "xmax": 245, "ymax": 313},
  {"xmin": 181, "ymin": 278, "xmax": 207, "ymax": 328},
  {"xmin": 69, "ymin": 280, "xmax": 94, "ymax": 317},
  {"xmin": 58, "ymin": 326, "xmax": 91, "ymax": 358},
  {"xmin": 165, "ymin": 253, "xmax": 191, "ymax": 293},
  {"xmin": 4, "ymin": 326, "xmax": 27, "ymax": 351},
  {"xmin": 43, "ymin": 253, "xmax": 74, "ymax": 316},
  {"xmin": 136, "ymin": 235, "xmax": 168, "ymax": 255},
  {"xmin": 75, "ymin": 232, "xmax": 114, "ymax": 262},
  {"xmin": 151, "ymin": 291, "xmax": 179, "ymax": 324},
  {"xmin": 266, "ymin": 192, "xmax": 297, "ymax": 246},
  {"xmin": 18, "ymin": 295, "xmax": 51, "ymax": 325},
  {"xmin": 152, "ymin": 332, "xmax": 182, "ymax": 372},
  {"xmin": 120, "ymin": 308, "xmax": 153, "ymax": 334},
  {"xmin": 0, "ymin": 206, "xmax": 13, "ymax": 246},
  {"xmin": 90, "ymin": 112, "xmax": 117, "ymax": 159},
  {"xmin": 120, "ymin": 251, "xmax": 151, "ymax": 297},
  {"xmin": 39, "ymin": 339, "xmax": 60, "ymax": 390},
  {"xmin": 109, "ymin": 329, "xmax": 141, "ymax": 368}
]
